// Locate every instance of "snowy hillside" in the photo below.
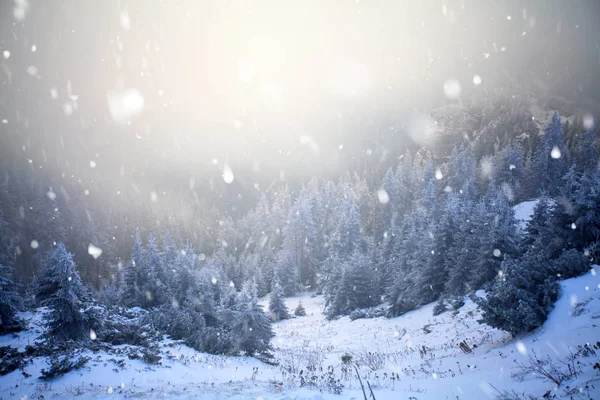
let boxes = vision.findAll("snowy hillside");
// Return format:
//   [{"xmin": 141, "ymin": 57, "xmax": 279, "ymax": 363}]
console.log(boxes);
[{"xmin": 1, "ymin": 269, "xmax": 599, "ymax": 400}]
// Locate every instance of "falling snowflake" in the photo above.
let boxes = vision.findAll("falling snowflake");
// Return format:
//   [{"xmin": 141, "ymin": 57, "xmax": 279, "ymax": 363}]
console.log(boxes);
[
  {"xmin": 582, "ymin": 113, "xmax": 594, "ymax": 130},
  {"xmin": 377, "ymin": 188, "xmax": 390, "ymax": 204},
  {"xmin": 120, "ymin": 10, "xmax": 130, "ymax": 30},
  {"xmin": 222, "ymin": 164, "xmax": 235, "ymax": 184},
  {"xmin": 107, "ymin": 88, "xmax": 144, "ymax": 123},
  {"xmin": 493, "ymin": 249, "xmax": 501, "ymax": 257},
  {"xmin": 3, "ymin": 50, "xmax": 10, "ymax": 59},
  {"xmin": 516, "ymin": 341, "xmax": 527, "ymax": 355},
  {"xmin": 88, "ymin": 244, "xmax": 103, "ymax": 259},
  {"xmin": 473, "ymin": 75, "xmax": 482, "ymax": 85},
  {"xmin": 90, "ymin": 329, "xmax": 97, "ymax": 340},
  {"xmin": 550, "ymin": 146, "xmax": 561, "ymax": 159},
  {"xmin": 30, "ymin": 240, "xmax": 39, "ymax": 249},
  {"xmin": 435, "ymin": 168, "xmax": 443, "ymax": 180},
  {"xmin": 443, "ymin": 79, "xmax": 461, "ymax": 99}
]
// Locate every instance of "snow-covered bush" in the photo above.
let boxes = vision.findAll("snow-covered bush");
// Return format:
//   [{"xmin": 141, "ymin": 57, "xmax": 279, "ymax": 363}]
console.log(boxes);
[
  {"xmin": 40, "ymin": 353, "xmax": 90, "ymax": 380},
  {"xmin": 98, "ymin": 307, "xmax": 156, "ymax": 346},
  {"xmin": 349, "ymin": 305, "xmax": 386, "ymax": 321},
  {"xmin": 0, "ymin": 346, "xmax": 27, "ymax": 375},
  {"xmin": 551, "ymin": 248, "xmax": 590, "ymax": 279},
  {"xmin": 432, "ymin": 298, "xmax": 448, "ymax": 316}
]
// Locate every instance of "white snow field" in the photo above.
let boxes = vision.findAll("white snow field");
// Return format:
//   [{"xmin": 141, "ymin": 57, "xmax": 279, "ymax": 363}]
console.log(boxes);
[{"xmin": 1, "ymin": 268, "xmax": 599, "ymax": 400}]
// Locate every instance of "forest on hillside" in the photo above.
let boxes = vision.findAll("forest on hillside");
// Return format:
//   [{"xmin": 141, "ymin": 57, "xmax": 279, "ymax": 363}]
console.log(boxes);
[{"xmin": 1, "ymin": 1, "xmax": 600, "ymax": 398}]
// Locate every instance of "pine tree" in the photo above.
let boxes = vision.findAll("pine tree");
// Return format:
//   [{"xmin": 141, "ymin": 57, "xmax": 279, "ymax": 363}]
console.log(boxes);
[
  {"xmin": 294, "ymin": 301, "xmax": 306, "ymax": 317},
  {"xmin": 374, "ymin": 168, "xmax": 397, "ymax": 246},
  {"xmin": 33, "ymin": 243, "xmax": 98, "ymax": 341},
  {"xmin": 477, "ymin": 251, "xmax": 558, "ymax": 336},
  {"xmin": 325, "ymin": 251, "xmax": 378, "ymax": 319},
  {"xmin": 0, "ymin": 264, "xmax": 24, "ymax": 333},
  {"xmin": 233, "ymin": 282, "xmax": 274, "ymax": 357},
  {"xmin": 471, "ymin": 188, "xmax": 520, "ymax": 289},
  {"xmin": 573, "ymin": 129, "xmax": 599, "ymax": 173},
  {"xmin": 530, "ymin": 113, "xmax": 570, "ymax": 195},
  {"xmin": 268, "ymin": 280, "xmax": 290, "ymax": 321},
  {"xmin": 120, "ymin": 231, "xmax": 144, "ymax": 308},
  {"xmin": 544, "ymin": 168, "xmax": 600, "ymax": 256},
  {"xmin": 445, "ymin": 202, "xmax": 484, "ymax": 296},
  {"xmin": 274, "ymin": 249, "xmax": 298, "ymax": 296},
  {"xmin": 281, "ymin": 186, "xmax": 318, "ymax": 290},
  {"xmin": 492, "ymin": 142, "xmax": 525, "ymax": 201}
]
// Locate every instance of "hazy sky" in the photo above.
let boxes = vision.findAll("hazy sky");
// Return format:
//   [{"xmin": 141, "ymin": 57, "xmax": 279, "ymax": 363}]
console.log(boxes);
[{"xmin": 1, "ymin": 0, "xmax": 599, "ymax": 203}]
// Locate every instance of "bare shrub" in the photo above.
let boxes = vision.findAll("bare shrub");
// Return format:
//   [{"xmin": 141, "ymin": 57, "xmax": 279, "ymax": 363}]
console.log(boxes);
[
  {"xmin": 511, "ymin": 350, "xmax": 577, "ymax": 386},
  {"xmin": 355, "ymin": 348, "xmax": 386, "ymax": 371},
  {"xmin": 278, "ymin": 347, "xmax": 325, "ymax": 375}
]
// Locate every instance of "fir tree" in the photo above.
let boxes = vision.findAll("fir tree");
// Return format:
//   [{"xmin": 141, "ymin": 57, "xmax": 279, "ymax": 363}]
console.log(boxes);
[
  {"xmin": 120, "ymin": 231, "xmax": 144, "ymax": 308},
  {"xmin": 477, "ymin": 250, "xmax": 558, "ymax": 336},
  {"xmin": 33, "ymin": 243, "xmax": 98, "ymax": 341},
  {"xmin": 294, "ymin": 301, "xmax": 306, "ymax": 317},
  {"xmin": 268, "ymin": 280, "xmax": 290, "ymax": 321},
  {"xmin": 325, "ymin": 251, "xmax": 378, "ymax": 319},
  {"xmin": 0, "ymin": 264, "xmax": 24, "ymax": 334},
  {"xmin": 530, "ymin": 113, "xmax": 570, "ymax": 195},
  {"xmin": 573, "ymin": 129, "xmax": 599, "ymax": 173},
  {"xmin": 233, "ymin": 282, "xmax": 274, "ymax": 357}
]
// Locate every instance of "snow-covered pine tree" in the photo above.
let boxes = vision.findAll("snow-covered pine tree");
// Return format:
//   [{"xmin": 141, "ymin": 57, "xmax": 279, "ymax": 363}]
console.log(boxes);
[
  {"xmin": 294, "ymin": 301, "xmax": 306, "ymax": 316},
  {"xmin": 33, "ymin": 243, "xmax": 98, "ymax": 341},
  {"xmin": 394, "ymin": 149, "xmax": 416, "ymax": 218},
  {"xmin": 445, "ymin": 201, "xmax": 485, "ymax": 296},
  {"xmin": 268, "ymin": 280, "xmax": 290, "ymax": 321},
  {"xmin": 0, "ymin": 264, "xmax": 24, "ymax": 333},
  {"xmin": 386, "ymin": 214, "xmax": 420, "ymax": 317},
  {"xmin": 120, "ymin": 230, "xmax": 144, "ymax": 308},
  {"xmin": 492, "ymin": 142, "xmax": 525, "ymax": 201},
  {"xmin": 573, "ymin": 129, "xmax": 599, "ymax": 173},
  {"xmin": 274, "ymin": 249, "xmax": 298, "ymax": 296},
  {"xmin": 233, "ymin": 281, "xmax": 274, "ymax": 357},
  {"xmin": 281, "ymin": 186, "xmax": 318, "ymax": 289},
  {"xmin": 374, "ymin": 168, "xmax": 397, "ymax": 246},
  {"xmin": 477, "ymin": 250, "xmax": 558, "ymax": 336},
  {"xmin": 530, "ymin": 112, "xmax": 570, "ymax": 195},
  {"xmin": 325, "ymin": 250, "xmax": 378, "ymax": 319},
  {"xmin": 545, "ymin": 167, "xmax": 600, "ymax": 257},
  {"xmin": 470, "ymin": 188, "xmax": 520, "ymax": 289}
]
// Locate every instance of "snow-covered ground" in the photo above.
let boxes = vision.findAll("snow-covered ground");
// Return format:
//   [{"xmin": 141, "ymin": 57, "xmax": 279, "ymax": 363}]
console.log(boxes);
[{"xmin": 1, "ymin": 269, "xmax": 599, "ymax": 399}]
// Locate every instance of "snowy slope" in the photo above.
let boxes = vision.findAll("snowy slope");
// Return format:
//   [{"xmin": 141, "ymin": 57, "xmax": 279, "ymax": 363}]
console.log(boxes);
[{"xmin": 1, "ymin": 269, "xmax": 599, "ymax": 399}]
